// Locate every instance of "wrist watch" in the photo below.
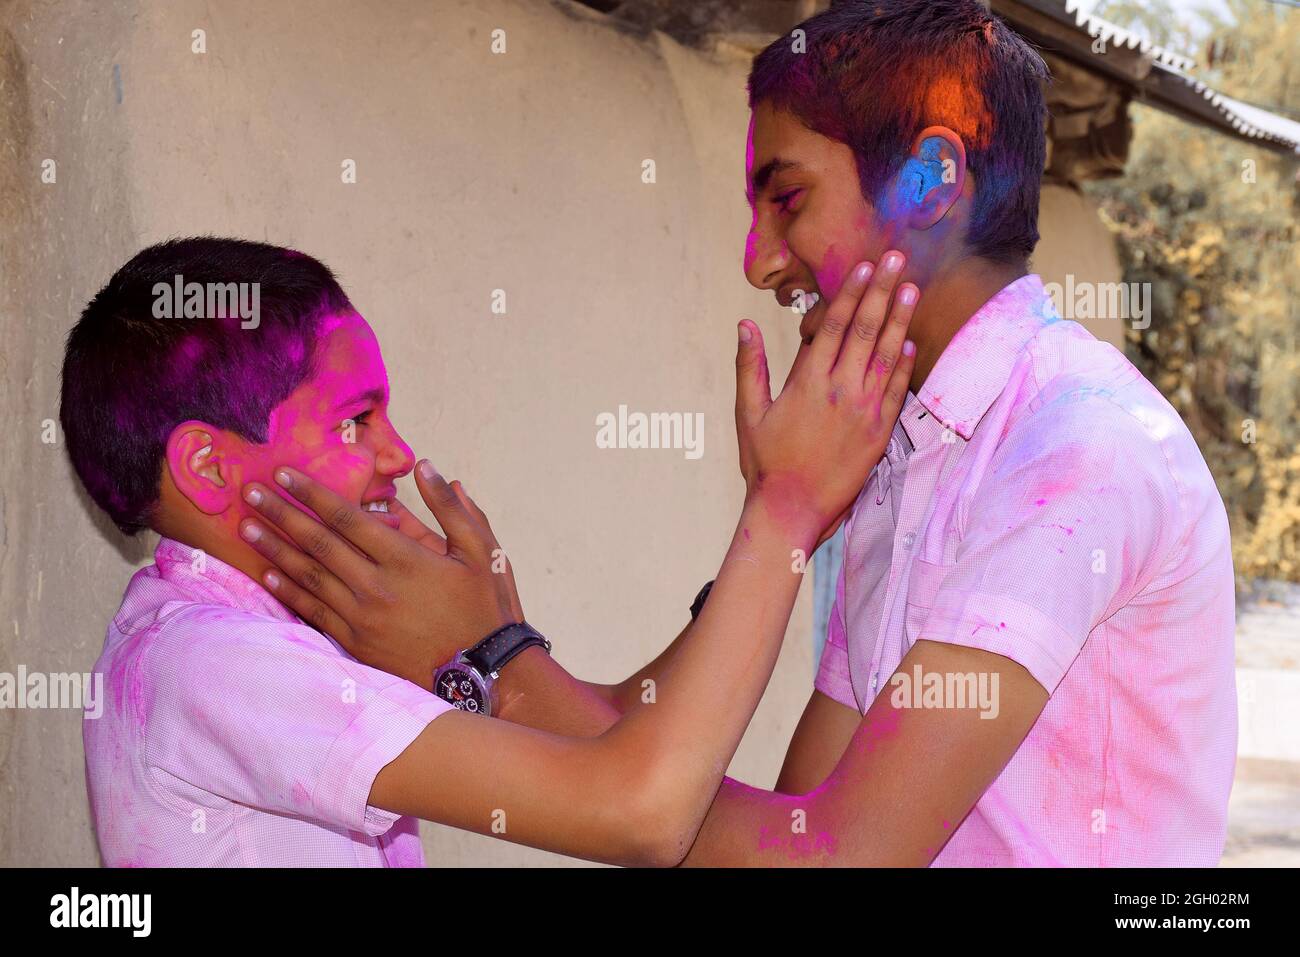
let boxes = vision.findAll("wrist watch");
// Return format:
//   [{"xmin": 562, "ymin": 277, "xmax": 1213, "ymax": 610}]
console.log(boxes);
[{"xmin": 433, "ymin": 621, "xmax": 551, "ymax": 717}]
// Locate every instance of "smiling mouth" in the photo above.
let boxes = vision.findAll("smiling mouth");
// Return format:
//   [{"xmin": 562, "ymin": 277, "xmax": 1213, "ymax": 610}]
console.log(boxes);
[
  {"xmin": 361, "ymin": 497, "xmax": 401, "ymax": 527},
  {"xmin": 781, "ymin": 288, "xmax": 820, "ymax": 314},
  {"xmin": 779, "ymin": 286, "xmax": 822, "ymax": 343},
  {"xmin": 793, "ymin": 290, "xmax": 820, "ymax": 315}
]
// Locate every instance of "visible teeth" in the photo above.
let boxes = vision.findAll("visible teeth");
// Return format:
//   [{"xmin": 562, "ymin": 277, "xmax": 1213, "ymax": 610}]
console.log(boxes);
[
  {"xmin": 364, "ymin": 501, "xmax": 389, "ymax": 513},
  {"xmin": 792, "ymin": 290, "xmax": 820, "ymax": 316}
]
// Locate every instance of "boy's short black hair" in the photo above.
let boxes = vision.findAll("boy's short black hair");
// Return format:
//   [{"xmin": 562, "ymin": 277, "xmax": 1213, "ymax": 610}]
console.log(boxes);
[
  {"xmin": 748, "ymin": 0, "xmax": 1049, "ymax": 265},
  {"xmin": 60, "ymin": 237, "xmax": 353, "ymax": 535}
]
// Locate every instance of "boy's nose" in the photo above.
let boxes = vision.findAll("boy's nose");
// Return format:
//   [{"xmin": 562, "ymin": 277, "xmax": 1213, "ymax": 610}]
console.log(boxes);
[
  {"xmin": 744, "ymin": 226, "xmax": 790, "ymax": 292},
  {"xmin": 377, "ymin": 430, "xmax": 415, "ymax": 478}
]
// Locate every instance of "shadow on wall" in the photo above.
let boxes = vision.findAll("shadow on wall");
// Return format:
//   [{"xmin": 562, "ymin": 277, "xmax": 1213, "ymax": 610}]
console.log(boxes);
[{"xmin": 64, "ymin": 453, "xmax": 153, "ymax": 566}]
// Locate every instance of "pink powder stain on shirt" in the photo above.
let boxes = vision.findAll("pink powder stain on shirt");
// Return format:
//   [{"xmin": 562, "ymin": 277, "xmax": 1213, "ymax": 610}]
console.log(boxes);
[
  {"xmin": 1040, "ymin": 522, "xmax": 1075, "ymax": 536},
  {"xmin": 816, "ymin": 274, "xmax": 1237, "ymax": 866},
  {"xmin": 383, "ymin": 830, "xmax": 427, "ymax": 868},
  {"xmin": 1022, "ymin": 444, "xmax": 1094, "ymax": 509},
  {"xmin": 128, "ymin": 664, "xmax": 148, "ymax": 728},
  {"xmin": 105, "ymin": 660, "xmax": 128, "ymax": 713},
  {"xmin": 104, "ymin": 657, "xmax": 149, "ymax": 730},
  {"xmin": 87, "ymin": 539, "xmax": 446, "ymax": 867}
]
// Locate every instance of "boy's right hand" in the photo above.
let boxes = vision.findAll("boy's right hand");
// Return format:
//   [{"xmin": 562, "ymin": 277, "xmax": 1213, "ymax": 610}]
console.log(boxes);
[
  {"xmin": 239, "ymin": 464, "xmax": 521, "ymax": 691},
  {"xmin": 735, "ymin": 251, "xmax": 917, "ymax": 546}
]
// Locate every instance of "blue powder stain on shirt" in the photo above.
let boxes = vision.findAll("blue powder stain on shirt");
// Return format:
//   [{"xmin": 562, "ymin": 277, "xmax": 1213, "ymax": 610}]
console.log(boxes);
[{"xmin": 112, "ymin": 64, "xmax": 122, "ymax": 104}]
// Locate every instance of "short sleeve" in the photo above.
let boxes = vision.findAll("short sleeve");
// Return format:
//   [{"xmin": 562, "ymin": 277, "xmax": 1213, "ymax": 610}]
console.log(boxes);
[
  {"xmin": 814, "ymin": 557, "xmax": 858, "ymax": 710},
  {"xmin": 918, "ymin": 395, "xmax": 1181, "ymax": 693},
  {"xmin": 143, "ymin": 606, "xmax": 453, "ymax": 835}
]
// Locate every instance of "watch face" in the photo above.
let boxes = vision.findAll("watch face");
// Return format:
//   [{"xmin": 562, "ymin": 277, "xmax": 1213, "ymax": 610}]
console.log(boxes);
[{"xmin": 436, "ymin": 667, "xmax": 487, "ymax": 714}]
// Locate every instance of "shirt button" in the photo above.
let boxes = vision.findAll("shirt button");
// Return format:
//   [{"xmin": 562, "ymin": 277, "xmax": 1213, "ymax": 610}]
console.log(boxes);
[{"xmin": 902, "ymin": 531, "xmax": 916, "ymax": 548}]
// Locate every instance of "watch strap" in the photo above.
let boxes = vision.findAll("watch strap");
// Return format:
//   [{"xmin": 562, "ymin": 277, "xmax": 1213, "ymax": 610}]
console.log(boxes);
[
  {"xmin": 463, "ymin": 621, "xmax": 551, "ymax": 677},
  {"xmin": 689, "ymin": 579, "xmax": 716, "ymax": 621}
]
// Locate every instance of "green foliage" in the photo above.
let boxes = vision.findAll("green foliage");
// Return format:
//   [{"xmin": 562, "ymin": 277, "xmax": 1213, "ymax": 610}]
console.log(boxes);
[{"xmin": 1084, "ymin": 0, "xmax": 1300, "ymax": 585}]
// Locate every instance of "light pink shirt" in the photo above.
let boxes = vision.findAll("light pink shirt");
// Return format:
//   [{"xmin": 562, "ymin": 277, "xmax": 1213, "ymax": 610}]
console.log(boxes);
[
  {"xmin": 816, "ymin": 274, "xmax": 1236, "ymax": 866},
  {"xmin": 84, "ymin": 538, "xmax": 452, "ymax": 867}
]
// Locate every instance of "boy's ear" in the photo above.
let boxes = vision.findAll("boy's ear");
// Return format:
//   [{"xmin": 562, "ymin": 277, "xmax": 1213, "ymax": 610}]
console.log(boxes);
[
  {"xmin": 165, "ymin": 421, "xmax": 233, "ymax": 516},
  {"xmin": 896, "ymin": 126, "xmax": 966, "ymax": 230}
]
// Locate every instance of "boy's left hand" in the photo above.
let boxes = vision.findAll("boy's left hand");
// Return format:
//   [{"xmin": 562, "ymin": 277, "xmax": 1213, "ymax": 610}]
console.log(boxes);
[
  {"xmin": 239, "ymin": 462, "xmax": 523, "ymax": 690},
  {"xmin": 389, "ymin": 495, "xmax": 449, "ymax": 554}
]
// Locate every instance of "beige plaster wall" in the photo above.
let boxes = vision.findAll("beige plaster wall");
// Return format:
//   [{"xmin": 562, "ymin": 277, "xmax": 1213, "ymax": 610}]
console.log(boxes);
[
  {"xmin": 0, "ymin": 0, "xmax": 816, "ymax": 867},
  {"xmin": 0, "ymin": 0, "xmax": 1119, "ymax": 866}
]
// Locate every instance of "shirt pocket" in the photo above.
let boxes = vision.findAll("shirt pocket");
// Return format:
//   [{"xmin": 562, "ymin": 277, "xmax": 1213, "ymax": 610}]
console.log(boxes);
[{"xmin": 903, "ymin": 557, "xmax": 952, "ymax": 646}]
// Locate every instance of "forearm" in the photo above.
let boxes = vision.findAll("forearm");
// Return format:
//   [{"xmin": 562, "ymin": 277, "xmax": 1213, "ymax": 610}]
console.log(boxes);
[
  {"xmin": 496, "ymin": 503, "xmax": 795, "ymax": 742},
  {"xmin": 681, "ymin": 692, "xmax": 862, "ymax": 866},
  {"xmin": 495, "ymin": 646, "xmax": 620, "ymax": 736},
  {"xmin": 375, "ymin": 497, "xmax": 814, "ymax": 868},
  {"xmin": 602, "ymin": 496, "xmax": 814, "ymax": 853},
  {"xmin": 683, "ymin": 639, "xmax": 1051, "ymax": 867},
  {"xmin": 437, "ymin": 494, "xmax": 814, "ymax": 862},
  {"xmin": 681, "ymin": 777, "xmax": 838, "ymax": 866},
  {"xmin": 493, "ymin": 638, "xmax": 689, "ymax": 730},
  {"xmin": 488, "ymin": 617, "xmax": 694, "ymax": 734},
  {"xmin": 593, "ymin": 619, "xmax": 694, "ymax": 713}
]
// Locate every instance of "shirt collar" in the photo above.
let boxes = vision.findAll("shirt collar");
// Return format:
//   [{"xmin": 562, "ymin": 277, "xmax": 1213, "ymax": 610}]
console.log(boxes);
[
  {"xmin": 898, "ymin": 391, "xmax": 940, "ymax": 451},
  {"xmin": 153, "ymin": 537, "xmax": 299, "ymax": 623},
  {"xmin": 912, "ymin": 274, "xmax": 1059, "ymax": 442}
]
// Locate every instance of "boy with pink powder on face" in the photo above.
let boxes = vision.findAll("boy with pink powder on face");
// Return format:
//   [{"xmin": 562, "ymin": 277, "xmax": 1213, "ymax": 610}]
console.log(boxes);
[
  {"xmin": 255, "ymin": 1, "xmax": 1237, "ymax": 867},
  {"xmin": 65, "ymin": 236, "xmax": 918, "ymax": 866}
]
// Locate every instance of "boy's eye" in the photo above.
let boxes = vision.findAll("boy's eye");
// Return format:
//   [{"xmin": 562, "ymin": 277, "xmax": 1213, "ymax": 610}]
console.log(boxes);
[
  {"xmin": 344, "ymin": 410, "xmax": 373, "ymax": 430},
  {"xmin": 773, "ymin": 189, "xmax": 803, "ymax": 212}
]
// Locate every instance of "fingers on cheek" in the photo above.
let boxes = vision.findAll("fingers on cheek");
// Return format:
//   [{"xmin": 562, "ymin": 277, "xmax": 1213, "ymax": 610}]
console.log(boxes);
[
  {"xmin": 240, "ymin": 519, "xmax": 265, "ymax": 547},
  {"xmin": 241, "ymin": 521, "xmax": 286, "ymax": 564},
  {"xmin": 266, "ymin": 499, "xmax": 296, "ymax": 528},
  {"xmin": 245, "ymin": 491, "xmax": 284, "ymax": 528}
]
